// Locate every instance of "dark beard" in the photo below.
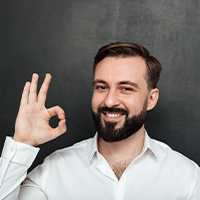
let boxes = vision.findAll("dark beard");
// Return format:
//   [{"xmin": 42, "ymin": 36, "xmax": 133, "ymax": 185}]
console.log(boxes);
[{"xmin": 91, "ymin": 100, "xmax": 147, "ymax": 142}]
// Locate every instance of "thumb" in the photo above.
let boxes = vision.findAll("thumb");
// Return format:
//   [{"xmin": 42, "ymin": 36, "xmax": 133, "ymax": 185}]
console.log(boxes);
[
  {"xmin": 47, "ymin": 106, "xmax": 67, "ymax": 140},
  {"xmin": 50, "ymin": 119, "xmax": 67, "ymax": 140}
]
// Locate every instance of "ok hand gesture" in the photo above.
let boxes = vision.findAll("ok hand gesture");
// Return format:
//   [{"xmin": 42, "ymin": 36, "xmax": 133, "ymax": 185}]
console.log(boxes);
[{"xmin": 13, "ymin": 73, "xmax": 67, "ymax": 147}]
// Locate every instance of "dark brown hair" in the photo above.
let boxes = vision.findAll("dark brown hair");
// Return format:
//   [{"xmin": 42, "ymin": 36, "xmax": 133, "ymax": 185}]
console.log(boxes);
[{"xmin": 93, "ymin": 42, "xmax": 162, "ymax": 90}]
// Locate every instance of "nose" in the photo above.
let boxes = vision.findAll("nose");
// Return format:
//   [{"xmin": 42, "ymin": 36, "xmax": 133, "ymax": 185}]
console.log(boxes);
[{"xmin": 104, "ymin": 89, "xmax": 121, "ymax": 108}]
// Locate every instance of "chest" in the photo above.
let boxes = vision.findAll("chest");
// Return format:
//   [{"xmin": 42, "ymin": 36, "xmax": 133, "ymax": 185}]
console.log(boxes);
[
  {"xmin": 45, "ymin": 157, "xmax": 190, "ymax": 200},
  {"xmin": 108, "ymin": 158, "xmax": 133, "ymax": 180}
]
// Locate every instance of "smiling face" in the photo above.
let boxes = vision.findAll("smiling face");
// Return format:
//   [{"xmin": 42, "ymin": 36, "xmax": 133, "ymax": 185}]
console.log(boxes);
[{"xmin": 91, "ymin": 56, "xmax": 156, "ymax": 142}]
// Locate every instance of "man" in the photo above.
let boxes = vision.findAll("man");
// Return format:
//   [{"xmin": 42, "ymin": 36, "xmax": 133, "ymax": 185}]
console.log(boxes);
[{"xmin": 0, "ymin": 42, "xmax": 199, "ymax": 199}]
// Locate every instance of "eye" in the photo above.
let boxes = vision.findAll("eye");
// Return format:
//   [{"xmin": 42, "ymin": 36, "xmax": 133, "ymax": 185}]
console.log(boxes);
[
  {"xmin": 99, "ymin": 86, "xmax": 106, "ymax": 90},
  {"xmin": 95, "ymin": 85, "xmax": 107, "ymax": 91},
  {"xmin": 121, "ymin": 87, "xmax": 134, "ymax": 93},
  {"xmin": 123, "ymin": 87, "xmax": 132, "ymax": 91}
]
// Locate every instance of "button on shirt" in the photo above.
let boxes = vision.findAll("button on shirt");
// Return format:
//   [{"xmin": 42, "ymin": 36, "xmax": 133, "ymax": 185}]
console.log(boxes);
[{"xmin": 0, "ymin": 131, "xmax": 200, "ymax": 200}]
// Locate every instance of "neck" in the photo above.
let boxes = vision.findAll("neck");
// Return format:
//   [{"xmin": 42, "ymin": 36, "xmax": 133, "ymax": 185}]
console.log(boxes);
[
  {"xmin": 98, "ymin": 126, "xmax": 145, "ymax": 158},
  {"xmin": 98, "ymin": 126, "xmax": 145, "ymax": 180}
]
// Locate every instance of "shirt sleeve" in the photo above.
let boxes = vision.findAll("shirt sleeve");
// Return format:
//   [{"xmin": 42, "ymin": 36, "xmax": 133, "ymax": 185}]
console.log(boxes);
[
  {"xmin": 188, "ymin": 163, "xmax": 200, "ymax": 199},
  {"xmin": 0, "ymin": 137, "xmax": 40, "ymax": 200}
]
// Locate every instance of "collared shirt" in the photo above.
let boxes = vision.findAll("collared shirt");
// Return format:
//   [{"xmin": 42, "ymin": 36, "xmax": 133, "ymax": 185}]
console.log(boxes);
[{"xmin": 0, "ymin": 131, "xmax": 200, "ymax": 200}]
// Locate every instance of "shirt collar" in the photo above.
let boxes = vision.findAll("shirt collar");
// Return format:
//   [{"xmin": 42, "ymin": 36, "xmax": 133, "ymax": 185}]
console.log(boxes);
[
  {"xmin": 87, "ymin": 132, "xmax": 99, "ymax": 164},
  {"xmin": 88, "ymin": 130, "xmax": 160, "ymax": 164},
  {"xmin": 142, "ymin": 130, "xmax": 159, "ymax": 160}
]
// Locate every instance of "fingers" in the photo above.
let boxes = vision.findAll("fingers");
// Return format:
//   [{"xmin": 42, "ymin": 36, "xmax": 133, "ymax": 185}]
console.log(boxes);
[
  {"xmin": 51, "ymin": 119, "xmax": 67, "ymax": 140},
  {"xmin": 38, "ymin": 73, "xmax": 52, "ymax": 104},
  {"xmin": 20, "ymin": 82, "xmax": 31, "ymax": 105},
  {"xmin": 29, "ymin": 73, "xmax": 39, "ymax": 103},
  {"xmin": 47, "ymin": 106, "xmax": 65, "ymax": 119},
  {"xmin": 47, "ymin": 106, "xmax": 67, "ymax": 139},
  {"xmin": 20, "ymin": 73, "xmax": 51, "ymax": 105}
]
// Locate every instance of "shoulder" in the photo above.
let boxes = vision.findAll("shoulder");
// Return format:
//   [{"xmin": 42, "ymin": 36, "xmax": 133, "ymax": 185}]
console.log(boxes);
[
  {"xmin": 144, "ymin": 136, "xmax": 200, "ymax": 198},
  {"xmin": 151, "ymin": 138, "xmax": 199, "ymax": 177},
  {"xmin": 152, "ymin": 139, "xmax": 200, "ymax": 197},
  {"xmin": 152, "ymin": 138, "xmax": 197, "ymax": 164}
]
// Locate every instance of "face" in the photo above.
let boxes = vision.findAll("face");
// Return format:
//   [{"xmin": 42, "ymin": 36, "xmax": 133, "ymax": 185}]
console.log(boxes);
[{"xmin": 91, "ymin": 56, "xmax": 151, "ymax": 142}]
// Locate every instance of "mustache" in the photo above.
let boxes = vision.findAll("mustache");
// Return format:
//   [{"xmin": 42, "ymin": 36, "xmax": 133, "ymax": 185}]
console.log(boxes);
[{"xmin": 97, "ymin": 106, "xmax": 128, "ymax": 115}]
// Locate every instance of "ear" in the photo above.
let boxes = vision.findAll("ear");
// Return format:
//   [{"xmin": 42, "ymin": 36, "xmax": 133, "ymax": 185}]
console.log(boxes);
[{"xmin": 147, "ymin": 88, "xmax": 159, "ymax": 111}]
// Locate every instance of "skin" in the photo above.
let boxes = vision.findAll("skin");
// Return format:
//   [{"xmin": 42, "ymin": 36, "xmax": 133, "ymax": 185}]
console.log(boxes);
[
  {"xmin": 13, "ymin": 73, "xmax": 66, "ymax": 147},
  {"xmin": 13, "ymin": 56, "xmax": 158, "ymax": 179},
  {"xmin": 92, "ymin": 56, "xmax": 159, "ymax": 178}
]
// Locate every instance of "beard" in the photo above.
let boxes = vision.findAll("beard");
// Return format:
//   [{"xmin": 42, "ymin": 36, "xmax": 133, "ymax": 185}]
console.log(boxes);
[{"xmin": 91, "ymin": 99, "xmax": 147, "ymax": 143}]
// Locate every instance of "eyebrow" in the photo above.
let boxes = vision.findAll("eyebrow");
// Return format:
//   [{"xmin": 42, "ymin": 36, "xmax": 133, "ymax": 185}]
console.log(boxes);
[
  {"xmin": 93, "ymin": 79, "xmax": 140, "ymax": 89},
  {"xmin": 118, "ymin": 81, "xmax": 140, "ymax": 89},
  {"xmin": 93, "ymin": 79, "xmax": 107, "ymax": 86}
]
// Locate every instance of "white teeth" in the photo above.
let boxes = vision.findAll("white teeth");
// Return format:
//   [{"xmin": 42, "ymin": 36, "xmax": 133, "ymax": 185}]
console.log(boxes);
[{"xmin": 106, "ymin": 113, "xmax": 122, "ymax": 118}]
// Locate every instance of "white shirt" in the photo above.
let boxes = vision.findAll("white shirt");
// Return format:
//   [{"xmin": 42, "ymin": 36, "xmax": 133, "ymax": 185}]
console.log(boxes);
[{"xmin": 0, "ymin": 131, "xmax": 200, "ymax": 200}]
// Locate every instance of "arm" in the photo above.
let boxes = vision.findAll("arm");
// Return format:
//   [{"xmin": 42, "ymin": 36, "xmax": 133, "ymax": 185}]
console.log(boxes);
[
  {"xmin": 0, "ymin": 73, "xmax": 67, "ymax": 199},
  {"xmin": 188, "ymin": 165, "xmax": 200, "ymax": 200},
  {"xmin": 0, "ymin": 138, "xmax": 40, "ymax": 200}
]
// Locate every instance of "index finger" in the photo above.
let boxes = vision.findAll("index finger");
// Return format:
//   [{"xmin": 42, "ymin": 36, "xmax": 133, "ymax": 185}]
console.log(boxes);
[
  {"xmin": 29, "ymin": 73, "xmax": 39, "ymax": 103},
  {"xmin": 37, "ymin": 73, "xmax": 52, "ymax": 104},
  {"xmin": 20, "ymin": 81, "xmax": 31, "ymax": 105}
]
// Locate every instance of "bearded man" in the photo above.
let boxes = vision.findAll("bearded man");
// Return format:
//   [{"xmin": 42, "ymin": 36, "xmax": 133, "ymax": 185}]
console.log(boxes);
[{"xmin": 0, "ymin": 43, "xmax": 199, "ymax": 199}]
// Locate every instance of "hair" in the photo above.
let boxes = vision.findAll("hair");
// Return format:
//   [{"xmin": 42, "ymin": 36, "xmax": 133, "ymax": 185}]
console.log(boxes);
[{"xmin": 93, "ymin": 42, "xmax": 162, "ymax": 90}]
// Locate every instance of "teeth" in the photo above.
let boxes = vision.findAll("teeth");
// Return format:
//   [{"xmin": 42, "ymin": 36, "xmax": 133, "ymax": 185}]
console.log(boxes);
[{"xmin": 106, "ymin": 113, "xmax": 122, "ymax": 118}]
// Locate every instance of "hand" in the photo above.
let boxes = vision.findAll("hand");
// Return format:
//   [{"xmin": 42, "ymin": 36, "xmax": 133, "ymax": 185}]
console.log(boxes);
[{"xmin": 13, "ymin": 73, "xmax": 67, "ymax": 147}]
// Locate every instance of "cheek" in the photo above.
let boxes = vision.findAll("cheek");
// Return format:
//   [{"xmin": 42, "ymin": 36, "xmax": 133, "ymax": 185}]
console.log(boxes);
[
  {"xmin": 125, "ymin": 98, "xmax": 144, "ymax": 116},
  {"xmin": 91, "ymin": 93, "xmax": 102, "ymax": 112}
]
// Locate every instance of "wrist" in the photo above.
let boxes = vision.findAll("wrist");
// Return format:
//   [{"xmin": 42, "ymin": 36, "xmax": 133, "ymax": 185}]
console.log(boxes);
[{"xmin": 13, "ymin": 135, "xmax": 37, "ymax": 147}]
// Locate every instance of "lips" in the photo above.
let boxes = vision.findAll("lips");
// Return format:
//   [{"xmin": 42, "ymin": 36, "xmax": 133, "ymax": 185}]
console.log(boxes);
[
  {"xmin": 105, "ymin": 113, "xmax": 122, "ymax": 118},
  {"xmin": 102, "ymin": 111, "xmax": 124, "ymax": 123},
  {"xmin": 97, "ymin": 106, "xmax": 128, "ymax": 123},
  {"xmin": 98, "ymin": 106, "xmax": 128, "ymax": 115}
]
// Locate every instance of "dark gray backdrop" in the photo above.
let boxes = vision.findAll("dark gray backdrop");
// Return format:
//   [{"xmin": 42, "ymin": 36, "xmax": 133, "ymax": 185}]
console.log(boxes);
[{"xmin": 1, "ymin": 0, "xmax": 200, "ymax": 171}]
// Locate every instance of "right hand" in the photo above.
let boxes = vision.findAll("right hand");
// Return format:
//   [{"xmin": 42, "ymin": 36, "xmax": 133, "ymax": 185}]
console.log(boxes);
[{"xmin": 13, "ymin": 73, "xmax": 67, "ymax": 147}]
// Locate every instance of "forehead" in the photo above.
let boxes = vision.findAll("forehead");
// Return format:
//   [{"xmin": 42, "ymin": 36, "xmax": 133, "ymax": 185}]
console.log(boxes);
[{"xmin": 94, "ymin": 56, "xmax": 147, "ymax": 86}]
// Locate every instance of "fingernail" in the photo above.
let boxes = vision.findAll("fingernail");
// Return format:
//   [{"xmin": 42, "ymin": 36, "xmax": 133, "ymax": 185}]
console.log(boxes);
[{"xmin": 60, "ymin": 114, "xmax": 65, "ymax": 118}]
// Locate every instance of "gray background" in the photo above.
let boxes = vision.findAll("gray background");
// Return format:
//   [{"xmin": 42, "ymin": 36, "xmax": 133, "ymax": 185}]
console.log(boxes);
[{"xmin": 1, "ymin": 0, "xmax": 200, "ymax": 171}]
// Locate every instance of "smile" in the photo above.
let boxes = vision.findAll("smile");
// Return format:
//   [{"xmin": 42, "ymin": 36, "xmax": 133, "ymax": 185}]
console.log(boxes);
[
  {"xmin": 105, "ymin": 113, "xmax": 122, "ymax": 118},
  {"xmin": 102, "ymin": 112, "xmax": 124, "ymax": 123}
]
